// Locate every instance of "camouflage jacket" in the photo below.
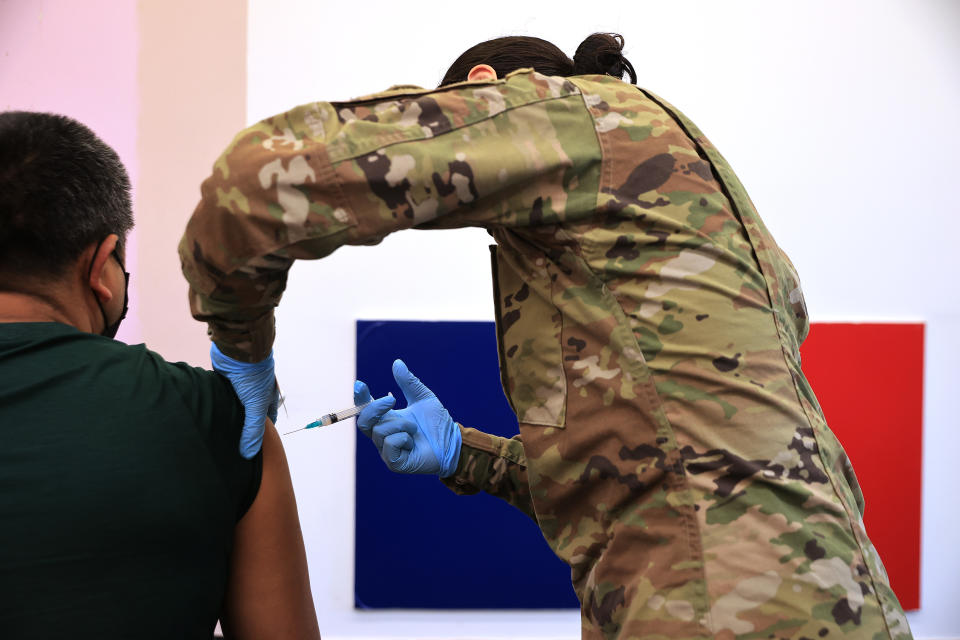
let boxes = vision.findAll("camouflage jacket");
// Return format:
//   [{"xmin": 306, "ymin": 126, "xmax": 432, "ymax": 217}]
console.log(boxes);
[{"xmin": 180, "ymin": 70, "xmax": 910, "ymax": 639}]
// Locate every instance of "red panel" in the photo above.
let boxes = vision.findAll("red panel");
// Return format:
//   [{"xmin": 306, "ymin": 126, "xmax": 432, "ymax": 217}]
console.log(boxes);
[{"xmin": 800, "ymin": 323, "xmax": 923, "ymax": 610}]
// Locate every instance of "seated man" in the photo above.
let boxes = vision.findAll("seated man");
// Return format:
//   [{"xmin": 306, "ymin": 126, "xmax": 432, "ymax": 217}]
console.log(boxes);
[{"xmin": 0, "ymin": 111, "xmax": 321, "ymax": 639}]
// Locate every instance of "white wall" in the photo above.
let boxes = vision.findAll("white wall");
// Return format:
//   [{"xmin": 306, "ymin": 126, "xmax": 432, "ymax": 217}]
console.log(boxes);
[{"xmin": 247, "ymin": 1, "xmax": 960, "ymax": 637}]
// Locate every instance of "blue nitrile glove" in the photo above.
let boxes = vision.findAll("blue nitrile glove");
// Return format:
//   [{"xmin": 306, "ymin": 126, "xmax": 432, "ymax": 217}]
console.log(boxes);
[
  {"xmin": 354, "ymin": 359, "xmax": 462, "ymax": 477},
  {"xmin": 210, "ymin": 343, "xmax": 279, "ymax": 459}
]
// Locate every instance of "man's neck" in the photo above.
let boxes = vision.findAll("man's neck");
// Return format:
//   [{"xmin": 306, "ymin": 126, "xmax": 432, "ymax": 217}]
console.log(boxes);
[{"xmin": 0, "ymin": 290, "xmax": 89, "ymax": 330}]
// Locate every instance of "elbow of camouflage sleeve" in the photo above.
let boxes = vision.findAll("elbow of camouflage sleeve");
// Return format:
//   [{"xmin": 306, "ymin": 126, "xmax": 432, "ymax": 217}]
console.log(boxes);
[{"xmin": 188, "ymin": 288, "xmax": 278, "ymax": 363}]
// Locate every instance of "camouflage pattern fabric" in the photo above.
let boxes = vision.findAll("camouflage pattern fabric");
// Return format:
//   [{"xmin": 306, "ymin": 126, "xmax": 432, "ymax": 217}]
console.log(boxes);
[{"xmin": 179, "ymin": 69, "xmax": 912, "ymax": 640}]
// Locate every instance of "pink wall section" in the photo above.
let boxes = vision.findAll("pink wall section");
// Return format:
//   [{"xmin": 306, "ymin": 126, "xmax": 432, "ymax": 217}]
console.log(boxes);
[
  {"xmin": 1, "ymin": 0, "xmax": 142, "ymax": 343},
  {"xmin": 135, "ymin": 0, "xmax": 246, "ymax": 366},
  {"xmin": 1, "ymin": 0, "xmax": 247, "ymax": 360}
]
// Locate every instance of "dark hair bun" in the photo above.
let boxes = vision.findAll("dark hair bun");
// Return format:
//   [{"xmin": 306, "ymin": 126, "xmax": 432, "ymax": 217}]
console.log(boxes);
[{"xmin": 572, "ymin": 33, "xmax": 637, "ymax": 84}]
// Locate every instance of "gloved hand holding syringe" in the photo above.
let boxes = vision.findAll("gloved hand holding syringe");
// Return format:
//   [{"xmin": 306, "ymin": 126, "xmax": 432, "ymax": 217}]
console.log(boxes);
[
  {"xmin": 281, "ymin": 359, "xmax": 462, "ymax": 478},
  {"xmin": 282, "ymin": 399, "xmax": 374, "ymax": 435}
]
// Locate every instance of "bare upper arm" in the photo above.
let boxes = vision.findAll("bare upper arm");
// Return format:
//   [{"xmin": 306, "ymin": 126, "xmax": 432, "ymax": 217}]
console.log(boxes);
[{"xmin": 220, "ymin": 419, "xmax": 321, "ymax": 639}]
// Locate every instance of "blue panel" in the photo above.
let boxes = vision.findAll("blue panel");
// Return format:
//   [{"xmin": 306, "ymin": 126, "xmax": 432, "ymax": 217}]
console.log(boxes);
[{"xmin": 355, "ymin": 320, "xmax": 578, "ymax": 610}]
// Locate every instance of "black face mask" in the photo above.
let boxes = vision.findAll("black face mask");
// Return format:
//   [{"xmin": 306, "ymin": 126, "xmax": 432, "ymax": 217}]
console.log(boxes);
[{"xmin": 89, "ymin": 239, "xmax": 130, "ymax": 339}]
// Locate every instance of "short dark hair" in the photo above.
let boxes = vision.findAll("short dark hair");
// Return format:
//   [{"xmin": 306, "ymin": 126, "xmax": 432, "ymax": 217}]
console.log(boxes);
[
  {"xmin": 0, "ymin": 111, "xmax": 133, "ymax": 283},
  {"xmin": 440, "ymin": 33, "xmax": 636, "ymax": 87}
]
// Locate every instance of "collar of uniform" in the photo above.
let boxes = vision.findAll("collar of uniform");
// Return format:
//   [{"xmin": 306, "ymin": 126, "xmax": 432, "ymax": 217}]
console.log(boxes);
[
  {"xmin": 441, "ymin": 67, "xmax": 536, "ymax": 89},
  {"xmin": 350, "ymin": 68, "xmax": 539, "ymax": 104},
  {"xmin": 383, "ymin": 83, "xmax": 427, "ymax": 93}
]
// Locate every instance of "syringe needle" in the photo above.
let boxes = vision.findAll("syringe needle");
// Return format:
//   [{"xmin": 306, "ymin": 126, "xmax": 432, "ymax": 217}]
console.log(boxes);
[
  {"xmin": 282, "ymin": 419, "xmax": 324, "ymax": 436},
  {"xmin": 282, "ymin": 426, "xmax": 308, "ymax": 436}
]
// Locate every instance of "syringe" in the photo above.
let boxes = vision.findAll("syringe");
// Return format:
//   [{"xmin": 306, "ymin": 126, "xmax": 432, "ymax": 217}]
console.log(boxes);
[{"xmin": 282, "ymin": 400, "xmax": 372, "ymax": 435}]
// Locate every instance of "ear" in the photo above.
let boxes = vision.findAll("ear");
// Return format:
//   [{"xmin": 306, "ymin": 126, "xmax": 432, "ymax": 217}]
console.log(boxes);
[
  {"xmin": 467, "ymin": 64, "xmax": 497, "ymax": 82},
  {"xmin": 87, "ymin": 234, "xmax": 119, "ymax": 305}
]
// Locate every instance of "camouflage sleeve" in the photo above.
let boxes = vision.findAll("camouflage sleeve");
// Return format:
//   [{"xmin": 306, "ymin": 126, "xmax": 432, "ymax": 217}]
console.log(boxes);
[
  {"xmin": 178, "ymin": 70, "xmax": 599, "ymax": 361},
  {"xmin": 440, "ymin": 425, "xmax": 535, "ymax": 521}
]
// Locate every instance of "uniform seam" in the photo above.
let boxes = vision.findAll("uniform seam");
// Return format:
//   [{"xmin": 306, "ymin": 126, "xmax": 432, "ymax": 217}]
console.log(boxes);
[
  {"xmin": 564, "ymin": 84, "xmax": 715, "ymax": 631},
  {"xmin": 549, "ymin": 249, "xmax": 569, "ymax": 427},
  {"xmin": 571, "ymin": 86, "xmax": 614, "ymax": 211},
  {"xmin": 647, "ymin": 376, "xmax": 716, "ymax": 637},
  {"xmin": 585, "ymin": 81, "xmax": 713, "ymax": 636},
  {"xmin": 595, "ymin": 274, "xmax": 715, "ymax": 636},
  {"xmin": 329, "ymin": 93, "xmax": 584, "ymax": 165}
]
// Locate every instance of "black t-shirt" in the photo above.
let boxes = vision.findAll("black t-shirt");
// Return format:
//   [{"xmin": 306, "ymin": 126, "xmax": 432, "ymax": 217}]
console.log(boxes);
[{"xmin": 0, "ymin": 323, "xmax": 262, "ymax": 639}]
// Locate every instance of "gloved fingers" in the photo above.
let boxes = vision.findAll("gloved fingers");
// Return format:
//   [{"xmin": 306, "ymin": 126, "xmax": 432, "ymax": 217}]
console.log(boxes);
[
  {"xmin": 239, "ymin": 419, "xmax": 265, "ymax": 460},
  {"xmin": 381, "ymin": 431, "xmax": 415, "ymax": 468},
  {"xmin": 354, "ymin": 380, "xmax": 373, "ymax": 406},
  {"xmin": 370, "ymin": 413, "xmax": 418, "ymax": 451},
  {"xmin": 267, "ymin": 379, "xmax": 280, "ymax": 424},
  {"xmin": 208, "ymin": 344, "xmax": 277, "ymax": 459},
  {"xmin": 392, "ymin": 359, "xmax": 434, "ymax": 404},
  {"xmin": 356, "ymin": 393, "xmax": 395, "ymax": 438}
]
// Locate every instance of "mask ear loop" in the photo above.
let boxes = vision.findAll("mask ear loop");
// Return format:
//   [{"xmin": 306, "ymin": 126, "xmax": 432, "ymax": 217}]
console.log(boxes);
[
  {"xmin": 87, "ymin": 239, "xmax": 130, "ymax": 338},
  {"xmin": 112, "ymin": 253, "xmax": 130, "ymax": 325},
  {"xmin": 87, "ymin": 237, "xmax": 111, "ymax": 335},
  {"xmin": 87, "ymin": 238, "xmax": 107, "ymax": 282}
]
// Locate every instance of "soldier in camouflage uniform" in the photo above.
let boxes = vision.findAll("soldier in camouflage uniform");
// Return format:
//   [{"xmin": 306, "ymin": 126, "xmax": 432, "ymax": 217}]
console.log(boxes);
[{"xmin": 180, "ymin": 33, "xmax": 912, "ymax": 640}]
